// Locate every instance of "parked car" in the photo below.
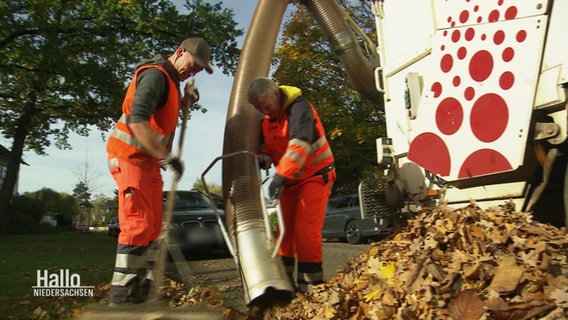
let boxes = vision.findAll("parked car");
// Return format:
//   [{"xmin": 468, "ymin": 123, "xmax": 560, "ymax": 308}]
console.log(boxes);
[
  {"xmin": 322, "ymin": 194, "xmax": 392, "ymax": 244},
  {"xmin": 107, "ymin": 190, "xmax": 228, "ymax": 253},
  {"xmin": 108, "ymin": 216, "xmax": 120, "ymax": 237},
  {"xmin": 72, "ymin": 222, "xmax": 90, "ymax": 233},
  {"xmin": 165, "ymin": 189, "xmax": 228, "ymax": 253}
]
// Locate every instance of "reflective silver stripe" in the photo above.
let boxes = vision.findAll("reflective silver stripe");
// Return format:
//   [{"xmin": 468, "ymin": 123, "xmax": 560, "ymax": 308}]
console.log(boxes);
[
  {"xmin": 282, "ymin": 138, "xmax": 311, "ymax": 168},
  {"xmin": 283, "ymin": 149, "xmax": 306, "ymax": 167},
  {"xmin": 145, "ymin": 269, "xmax": 155, "ymax": 281},
  {"xmin": 111, "ymin": 272, "xmax": 138, "ymax": 287},
  {"xmin": 297, "ymin": 270, "xmax": 324, "ymax": 292},
  {"xmin": 111, "ymin": 114, "xmax": 173, "ymax": 151},
  {"xmin": 297, "ymin": 271, "xmax": 324, "ymax": 283},
  {"xmin": 310, "ymin": 147, "xmax": 332, "ymax": 167},
  {"xmin": 286, "ymin": 136, "xmax": 332, "ymax": 179},
  {"xmin": 110, "ymin": 127, "xmax": 145, "ymax": 150},
  {"xmin": 284, "ymin": 136, "xmax": 329, "ymax": 164},
  {"xmin": 312, "ymin": 135, "xmax": 327, "ymax": 150},
  {"xmin": 289, "ymin": 138, "xmax": 314, "ymax": 155},
  {"xmin": 114, "ymin": 253, "xmax": 147, "ymax": 270},
  {"xmin": 108, "ymin": 157, "xmax": 119, "ymax": 169},
  {"xmin": 119, "ymin": 114, "xmax": 129, "ymax": 124}
]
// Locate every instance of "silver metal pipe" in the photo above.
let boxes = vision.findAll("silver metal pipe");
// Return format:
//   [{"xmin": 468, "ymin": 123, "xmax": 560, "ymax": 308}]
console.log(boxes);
[
  {"xmin": 302, "ymin": 0, "xmax": 381, "ymax": 103},
  {"xmin": 221, "ymin": 0, "xmax": 384, "ymax": 307},
  {"xmin": 221, "ymin": 0, "xmax": 294, "ymax": 306}
]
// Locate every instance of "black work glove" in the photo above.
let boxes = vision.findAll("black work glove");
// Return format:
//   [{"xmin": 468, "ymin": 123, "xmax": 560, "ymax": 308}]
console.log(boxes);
[
  {"xmin": 160, "ymin": 154, "xmax": 184, "ymax": 180},
  {"xmin": 269, "ymin": 174, "xmax": 287, "ymax": 201},
  {"xmin": 257, "ymin": 154, "xmax": 272, "ymax": 170}
]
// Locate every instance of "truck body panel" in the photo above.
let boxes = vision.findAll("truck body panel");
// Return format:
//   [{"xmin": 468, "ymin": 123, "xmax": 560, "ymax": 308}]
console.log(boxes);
[{"xmin": 374, "ymin": 0, "xmax": 567, "ymax": 224}]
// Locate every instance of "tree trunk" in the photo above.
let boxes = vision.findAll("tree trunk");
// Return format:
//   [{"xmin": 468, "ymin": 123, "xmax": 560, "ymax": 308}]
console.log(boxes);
[{"xmin": 0, "ymin": 106, "xmax": 34, "ymax": 234}]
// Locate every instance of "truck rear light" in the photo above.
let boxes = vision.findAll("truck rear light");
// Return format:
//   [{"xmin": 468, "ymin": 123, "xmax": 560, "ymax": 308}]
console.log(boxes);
[{"xmin": 427, "ymin": 189, "xmax": 440, "ymax": 197}]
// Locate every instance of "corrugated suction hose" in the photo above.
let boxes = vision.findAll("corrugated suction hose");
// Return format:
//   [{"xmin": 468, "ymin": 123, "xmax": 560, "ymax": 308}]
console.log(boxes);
[{"xmin": 220, "ymin": 0, "xmax": 381, "ymax": 306}]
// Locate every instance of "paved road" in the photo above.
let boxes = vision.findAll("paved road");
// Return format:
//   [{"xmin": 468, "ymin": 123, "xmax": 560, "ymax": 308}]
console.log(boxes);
[{"xmin": 178, "ymin": 241, "xmax": 372, "ymax": 313}]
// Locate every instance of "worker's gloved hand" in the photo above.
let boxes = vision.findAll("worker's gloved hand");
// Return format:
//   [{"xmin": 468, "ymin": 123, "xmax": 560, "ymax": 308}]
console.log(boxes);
[
  {"xmin": 257, "ymin": 154, "xmax": 272, "ymax": 170},
  {"xmin": 269, "ymin": 174, "xmax": 286, "ymax": 201},
  {"xmin": 183, "ymin": 79, "xmax": 199, "ymax": 106},
  {"xmin": 160, "ymin": 154, "xmax": 184, "ymax": 180}
]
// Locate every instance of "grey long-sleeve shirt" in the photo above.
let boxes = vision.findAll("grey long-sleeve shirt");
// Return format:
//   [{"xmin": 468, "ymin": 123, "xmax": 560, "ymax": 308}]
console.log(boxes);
[{"xmin": 129, "ymin": 54, "xmax": 180, "ymax": 123}]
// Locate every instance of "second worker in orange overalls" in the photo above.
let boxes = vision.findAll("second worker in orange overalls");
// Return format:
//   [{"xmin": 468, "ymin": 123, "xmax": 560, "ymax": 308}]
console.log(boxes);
[{"xmin": 248, "ymin": 77, "xmax": 336, "ymax": 292}]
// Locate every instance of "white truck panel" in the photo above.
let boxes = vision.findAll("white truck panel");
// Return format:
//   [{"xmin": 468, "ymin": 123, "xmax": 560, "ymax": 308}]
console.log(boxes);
[
  {"xmin": 379, "ymin": 0, "xmax": 435, "ymax": 78},
  {"xmin": 433, "ymin": 0, "xmax": 549, "ymax": 29},
  {"xmin": 375, "ymin": 1, "xmax": 567, "ymax": 225},
  {"xmin": 408, "ymin": 16, "xmax": 546, "ymax": 181},
  {"xmin": 380, "ymin": 1, "xmax": 549, "ymax": 183},
  {"xmin": 536, "ymin": 0, "xmax": 568, "ymax": 108}
]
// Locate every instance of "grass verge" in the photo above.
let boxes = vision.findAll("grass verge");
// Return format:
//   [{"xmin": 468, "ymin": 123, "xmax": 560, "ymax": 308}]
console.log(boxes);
[{"xmin": 0, "ymin": 231, "xmax": 117, "ymax": 319}]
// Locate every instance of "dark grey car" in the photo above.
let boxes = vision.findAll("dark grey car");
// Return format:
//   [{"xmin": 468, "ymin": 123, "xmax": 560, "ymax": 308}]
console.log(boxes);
[
  {"xmin": 108, "ymin": 190, "xmax": 227, "ymax": 253},
  {"xmin": 322, "ymin": 194, "xmax": 392, "ymax": 244},
  {"xmin": 165, "ymin": 190, "xmax": 228, "ymax": 253}
]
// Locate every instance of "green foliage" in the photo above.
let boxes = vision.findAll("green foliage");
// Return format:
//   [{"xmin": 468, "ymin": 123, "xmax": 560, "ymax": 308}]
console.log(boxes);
[
  {"xmin": 91, "ymin": 193, "xmax": 117, "ymax": 226},
  {"xmin": 6, "ymin": 194, "xmax": 43, "ymax": 234},
  {"xmin": 73, "ymin": 181, "xmax": 92, "ymax": 206},
  {"xmin": 25, "ymin": 188, "xmax": 79, "ymax": 218},
  {"xmin": 6, "ymin": 189, "xmax": 77, "ymax": 234},
  {"xmin": 0, "ymin": 232, "xmax": 117, "ymax": 318},
  {"xmin": 192, "ymin": 177, "xmax": 222, "ymax": 197},
  {"xmin": 273, "ymin": 2, "xmax": 386, "ymax": 194},
  {"xmin": 0, "ymin": 0, "xmax": 242, "ymax": 153},
  {"xmin": 192, "ymin": 178, "xmax": 223, "ymax": 208},
  {"xmin": 0, "ymin": 0, "xmax": 242, "ymax": 233}
]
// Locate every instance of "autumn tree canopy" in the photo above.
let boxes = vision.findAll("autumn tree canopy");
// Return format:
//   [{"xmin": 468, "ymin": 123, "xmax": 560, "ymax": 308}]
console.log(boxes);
[
  {"xmin": 273, "ymin": 1, "xmax": 386, "ymax": 194},
  {"xmin": 0, "ymin": 0, "xmax": 242, "ymax": 233}
]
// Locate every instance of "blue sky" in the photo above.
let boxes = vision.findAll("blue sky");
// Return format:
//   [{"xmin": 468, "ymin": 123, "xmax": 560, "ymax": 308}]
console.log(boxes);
[{"xmin": 1, "ymin": 1, "xmax": 291, "ymax": 197}]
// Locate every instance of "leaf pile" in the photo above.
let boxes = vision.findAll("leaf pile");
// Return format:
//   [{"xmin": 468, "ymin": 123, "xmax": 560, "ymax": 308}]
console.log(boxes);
[{"xmin": 264, "ymin": 202, "xmax": 568, "ymax": 319}]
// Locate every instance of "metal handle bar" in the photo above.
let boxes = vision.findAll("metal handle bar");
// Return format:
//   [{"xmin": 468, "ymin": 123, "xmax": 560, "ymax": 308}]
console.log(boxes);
[{"xmin": 200, "ymin": 150, "xmax": 286, "ymax": 260}]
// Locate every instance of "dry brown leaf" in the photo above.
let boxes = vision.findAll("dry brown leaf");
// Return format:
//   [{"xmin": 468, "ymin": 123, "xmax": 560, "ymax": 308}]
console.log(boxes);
[
  {"xmin": 492, "ymin": 302, "xmax": 556, "ymax": 320},
  {"xmin": 424, "ymin": 260, "xmax": 445, "ymax": 281},
  {"xmin": 469, "ymin": 224, "xmax": 485, "ymax": 240},
  {"xmin": 262, "ymin": 204, "xmax": 568, "ymax": 320},
  {"xmin": 448, "ymin": 289, "xmax": 485, "ymax": 320},
  {"xmin": 550, "ymin": 289, "xmax": 568, "ymax": 308},
  {"xmin": 490, "ymin": 254, "xmax": 523, "ymax": 293},
  {"xmin": 381, "ymin": 289, "xmax": 398, "ymax": 307}
]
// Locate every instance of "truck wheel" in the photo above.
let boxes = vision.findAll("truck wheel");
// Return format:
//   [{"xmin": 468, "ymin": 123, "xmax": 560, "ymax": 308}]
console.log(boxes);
[{"xmin": 345, "ymin": 220, "xmax": 362, "ymax": 244}]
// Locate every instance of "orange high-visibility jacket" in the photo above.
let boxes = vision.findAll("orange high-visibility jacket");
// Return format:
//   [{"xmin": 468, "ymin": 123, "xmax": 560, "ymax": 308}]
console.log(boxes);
[
  {"xmin": 106, "ymin": 64, "xmax": 180, "ymax": 168},
  {"xmin": 261, "ymin": 86, "xmax": 334, "ymax": 182}
]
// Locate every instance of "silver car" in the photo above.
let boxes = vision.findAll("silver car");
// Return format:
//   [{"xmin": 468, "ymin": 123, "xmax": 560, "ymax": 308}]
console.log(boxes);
[{"xmin": 322, "ymin": 194, "xmax": 392, "ymax": 244}]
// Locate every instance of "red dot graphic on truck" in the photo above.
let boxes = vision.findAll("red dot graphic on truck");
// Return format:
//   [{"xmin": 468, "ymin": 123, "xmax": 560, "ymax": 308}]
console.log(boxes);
[
  {"xmin": 408, "ymin": 133, "xmax": 451, "ymax": 176},
  {"xmin": 470, "ymin": 93, "xmax": 509, "ymax": 142},
  {"xmin": 441, "ymin": 54, "xmax": 453, "ymax": 72},
  {"xmin": 458, "ymin": 149, "xmax": 512, "ymax": 178},
  {"xmin": 407, "ymin": 1, "xmax": 543, "ymax": 181},
  {"xmin": 436, "ymin": 97, "xmax": 463, "ymax": 135},
  {"xmin": 469, "ymin": 50, "xmax": 493, "ymax": 82},
  {"xmin": 499, "ymin": 71, "xmax": 514, "ymax": 90}
]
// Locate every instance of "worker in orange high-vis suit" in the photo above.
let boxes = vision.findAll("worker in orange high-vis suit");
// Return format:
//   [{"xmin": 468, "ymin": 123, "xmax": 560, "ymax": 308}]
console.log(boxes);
[
  {"xmin": 247, "ymin": 77, "xmax": 336, "ymax": 292},
  {"xmin": 106, "ymin": 38, "xmax": 213, "ymax": 305}
]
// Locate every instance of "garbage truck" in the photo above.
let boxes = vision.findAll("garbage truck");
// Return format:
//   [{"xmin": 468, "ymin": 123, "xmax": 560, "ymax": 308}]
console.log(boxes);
[
  {"xmin": 371, "ymin": 0, "xmax": 568, "ymax": 228},
  {"xmin": 218, "ymin": 0, "xmax": 568, "ymax": 309}
]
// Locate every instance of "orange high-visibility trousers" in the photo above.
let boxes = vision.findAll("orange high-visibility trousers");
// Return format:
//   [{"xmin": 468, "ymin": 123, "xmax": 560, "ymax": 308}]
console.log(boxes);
[
  {"xmin": 278, "ymin": 171, "xmax": 335, "ymax": 262},
  {"xmin": 109, "ymin": 158, "xmax": 164, "ymax": 247}
]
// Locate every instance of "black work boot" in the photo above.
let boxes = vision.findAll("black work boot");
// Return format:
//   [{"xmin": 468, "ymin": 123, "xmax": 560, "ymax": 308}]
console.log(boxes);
[{"xmin": 108, "ymin": 275, "xmax": 145, "ymax": 306}]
